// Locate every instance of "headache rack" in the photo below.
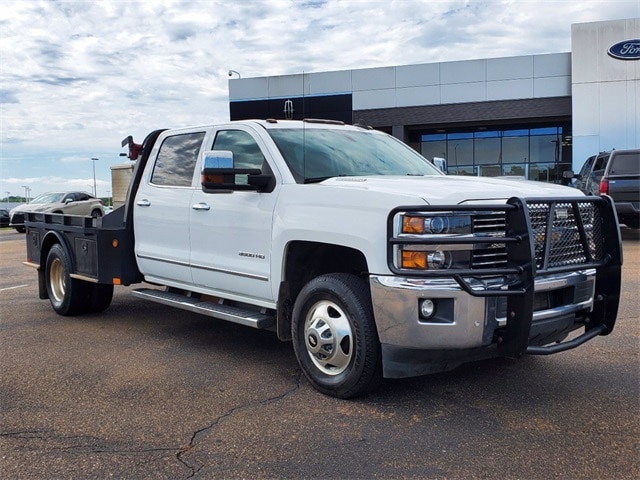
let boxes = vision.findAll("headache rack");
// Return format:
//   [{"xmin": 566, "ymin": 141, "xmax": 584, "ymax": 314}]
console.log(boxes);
[{"xmin": 387, "ymin": 196, "xmax": 622, "ymax": 357}]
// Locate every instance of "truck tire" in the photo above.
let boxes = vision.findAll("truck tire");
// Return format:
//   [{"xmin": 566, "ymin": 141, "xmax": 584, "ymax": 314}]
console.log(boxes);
[
  {"xmin": 291, "ymin": 273, "xmax": 382, "ymax": 399},
  {"xmin": 45, "ymin": 243, "xmax": 87, "ymax": 316},
  {"xmin": 86, "ymin": 283, "xmax": 114, "ymax": 313}
]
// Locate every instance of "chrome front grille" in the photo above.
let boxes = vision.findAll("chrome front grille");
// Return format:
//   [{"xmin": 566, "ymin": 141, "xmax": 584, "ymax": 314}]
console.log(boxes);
[
  {"xmin": 472, "ymin": 202, "xmax": 604, "ymax": 272},
  {"xmin": 472, "ymin": 214, "xmax": 507, "ymax": 268}
]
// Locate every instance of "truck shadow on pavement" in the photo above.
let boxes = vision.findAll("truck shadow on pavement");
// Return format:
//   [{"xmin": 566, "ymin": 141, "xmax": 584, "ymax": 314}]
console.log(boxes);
[{"xmin": 102, "ymin": 288, "xmax": 627, "ymax": 408}]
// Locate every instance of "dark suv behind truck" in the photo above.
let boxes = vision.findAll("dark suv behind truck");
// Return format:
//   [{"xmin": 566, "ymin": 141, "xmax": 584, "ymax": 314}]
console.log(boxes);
[{"xmin": 574, "ymin": 149, "xmax": 639, "ymax": 229}]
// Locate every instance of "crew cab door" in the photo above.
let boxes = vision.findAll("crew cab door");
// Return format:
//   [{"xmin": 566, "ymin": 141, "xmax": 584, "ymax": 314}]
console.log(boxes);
[
  {"xmin": 189, "ymin": 127, "xmax": 278, "ymax": 304},
  {"xmin": 134, "ymin": 130, "xmax": 207, "ymax": 285}
]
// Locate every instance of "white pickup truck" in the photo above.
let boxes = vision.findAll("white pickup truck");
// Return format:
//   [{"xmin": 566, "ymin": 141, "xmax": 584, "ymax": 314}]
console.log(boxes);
[{"xmin": 24, "ymin": 119, "xmax": 622, "ymax": 398}]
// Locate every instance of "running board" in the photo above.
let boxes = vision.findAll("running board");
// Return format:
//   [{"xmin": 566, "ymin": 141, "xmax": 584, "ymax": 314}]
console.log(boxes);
[{"xmin": 131, "ymin": 288, "xmax": 275, "ymax": 329}]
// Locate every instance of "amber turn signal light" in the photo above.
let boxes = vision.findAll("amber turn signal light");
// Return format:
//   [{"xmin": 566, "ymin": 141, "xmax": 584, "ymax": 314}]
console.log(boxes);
[{"xmin": 401, "ymin": 250, "xmax": 427, "ymax": 269}]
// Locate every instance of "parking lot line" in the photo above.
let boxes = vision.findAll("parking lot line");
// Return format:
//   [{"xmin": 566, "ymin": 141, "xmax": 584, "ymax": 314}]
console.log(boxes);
[{"xmin": 0, "ymin": 284, "xmax": 29, "ymax": 292}]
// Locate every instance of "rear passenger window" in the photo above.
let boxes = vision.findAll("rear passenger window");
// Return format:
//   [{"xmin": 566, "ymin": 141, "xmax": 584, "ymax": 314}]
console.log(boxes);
[
  {"xmin": 610, "ymin": 152, "xmax": 640, "ymax": 175},
  {"xmin": 593, "ymin": 156, "xmax": 607, "ymax": 172},
  {"xmin": 152, "ymin": 132, "xmax": 206, "ymax": 186},
  {"xmin": 579, "ymin": 156, "xmax": 594, "ymax": 177}
]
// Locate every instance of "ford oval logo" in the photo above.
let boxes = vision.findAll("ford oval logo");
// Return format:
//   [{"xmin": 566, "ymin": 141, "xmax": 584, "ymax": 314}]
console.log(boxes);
[{"xmin": 608, "ymin": 39, "xmax": 640, "ymax": 60}]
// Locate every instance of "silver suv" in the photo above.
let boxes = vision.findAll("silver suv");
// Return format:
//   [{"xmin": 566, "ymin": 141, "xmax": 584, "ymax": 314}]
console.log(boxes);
[{"xmin": 10, "ymin": 191, "xmax": 104, "ymax": 233}]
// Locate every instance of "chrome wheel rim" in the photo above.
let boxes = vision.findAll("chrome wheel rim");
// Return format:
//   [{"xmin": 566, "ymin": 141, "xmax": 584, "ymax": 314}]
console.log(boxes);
[
  {"xmin": 49, "ymin": 257, "xmax": 66, "ymax": 303},
  {"xmin": 303, "ymin": 300, "xmax": 353, "ymax": 375}
]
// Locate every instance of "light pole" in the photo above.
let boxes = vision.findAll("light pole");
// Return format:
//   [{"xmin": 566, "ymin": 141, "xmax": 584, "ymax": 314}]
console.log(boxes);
[
  {"xmin": 21, "ymin": 185, "xmax": 30, "ymax": 202},
  {"xmin": 91, "ymin": 157, "xmax": 99, "ymax": 197}
]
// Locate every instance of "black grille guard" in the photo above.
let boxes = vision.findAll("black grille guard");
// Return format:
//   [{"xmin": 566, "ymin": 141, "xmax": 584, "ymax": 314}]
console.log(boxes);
[{"xmin": 387, "ymin": 196, "xmax": 623, "ymax": 357}]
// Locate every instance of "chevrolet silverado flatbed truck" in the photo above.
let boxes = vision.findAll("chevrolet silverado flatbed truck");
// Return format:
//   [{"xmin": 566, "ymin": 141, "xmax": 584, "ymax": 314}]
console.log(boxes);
[{"xmin": 24, "ymin": 119, "xmax": 623, "ymax": 398}]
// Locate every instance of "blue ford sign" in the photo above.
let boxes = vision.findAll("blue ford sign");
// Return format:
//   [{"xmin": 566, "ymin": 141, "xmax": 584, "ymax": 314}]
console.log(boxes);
[{"xmin": 608, "ymin": 39, "xmax": 640, "ymax": 60}]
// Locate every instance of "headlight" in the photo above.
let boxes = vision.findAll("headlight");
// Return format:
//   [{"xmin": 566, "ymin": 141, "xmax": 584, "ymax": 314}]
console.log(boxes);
[
  {"xmin": 391, "ymin": 208, "xmax": 509, "ymax": 275},
  {"xmin": 400, "ymin": 248, "xmax": 470, "ymax": 270},
  {"xmin": 401, "ymin": 214, "xmax": 472, "ymax": 235},
  {"xmin": 397, "ymin": 212, "xmax": 473, "ymax": 270}
]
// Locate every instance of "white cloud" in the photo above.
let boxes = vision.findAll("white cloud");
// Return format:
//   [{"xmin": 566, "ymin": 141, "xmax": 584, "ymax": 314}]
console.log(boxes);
[{"xmin": 1, "ymin": 0, "xmax": 638, "ymax": 198}]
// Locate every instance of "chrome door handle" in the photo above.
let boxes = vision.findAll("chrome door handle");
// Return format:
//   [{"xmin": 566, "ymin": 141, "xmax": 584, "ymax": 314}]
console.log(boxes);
[
  {"xmin": 192, "ymin": 202, "xmax": 210, "ymax": 211},
  {"xmin": 136, "ymin": 199, "xmax": 151, "ymax": 207}
]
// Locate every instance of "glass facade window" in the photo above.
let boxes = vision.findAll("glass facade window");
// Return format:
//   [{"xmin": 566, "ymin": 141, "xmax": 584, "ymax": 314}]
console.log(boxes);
[
  {"xmin": 503, "ymin": 164, "xmax": 527, "ymax": 177},
  {"xmin": 449, "ymin": 166, "xmax": 477, "ymax": 176},
  {"xmin": 529, "ymin": 163, "xmax": 555, "ymax": 183},
  {"xmin": 502, "ymin": 135, "xmax": 529, "ymax": 163},
  {"xmin": 420, "ymin": 133, "xmax": 446, "ymax": 166},
  {"xmin": 474, "ymin": 131, "xmax": 500, "ymax": 166},
  {"xmin": 420, "ymin": 124, "xmax": 571, "ymax": 183},
  {"xmin": 447, "ymin": 138, "xmax": 473, "ymax": 166},
  {"xmin": 530, "ymin": 135, "xmax": 560, "ymax": 164}
]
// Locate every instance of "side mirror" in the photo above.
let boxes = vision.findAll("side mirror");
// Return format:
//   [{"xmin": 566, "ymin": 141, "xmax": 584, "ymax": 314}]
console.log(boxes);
[
  {"xmin": 561, "ymin": 170, "xmax": 575, "ymax": 186},
  {"xmin": 64, "ymin": 198, "xmax": 74, "ymax": 204},
  {"xmin": 201, "ymin": 150, "xmax": 272, "ymax": 192}
]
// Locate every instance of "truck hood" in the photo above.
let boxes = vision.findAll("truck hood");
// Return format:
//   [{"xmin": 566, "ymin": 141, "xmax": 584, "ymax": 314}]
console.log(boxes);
[{"xmin": 320, "ymin": 175, "xmax": 581, "ymax": 204}]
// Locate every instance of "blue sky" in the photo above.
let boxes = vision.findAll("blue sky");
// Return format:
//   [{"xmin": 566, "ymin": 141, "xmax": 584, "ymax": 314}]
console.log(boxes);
[{"xmin": 1, "ymin": 0, "xmax": 639, "ymax": 199}]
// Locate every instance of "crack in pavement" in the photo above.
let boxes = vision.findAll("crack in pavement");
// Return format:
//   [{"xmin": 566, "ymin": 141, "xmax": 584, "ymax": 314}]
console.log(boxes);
[
  {"xmin": 1, "ymin": 376, "xmax": 304, "ymax": 478},
  {"xmin": 0, "ymin": 430, "xmax": 48, "ymax": 438},
  {"xmin": 176, "ymin": 371, "xmax": 304, "ymax": 479},
  {"xmin": 1, "ymin": 429, "xmax": 177, "ymax": 454}
]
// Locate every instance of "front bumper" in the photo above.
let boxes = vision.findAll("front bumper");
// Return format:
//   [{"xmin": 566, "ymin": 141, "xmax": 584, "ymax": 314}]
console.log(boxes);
[
  {"xmin": 614, "ymin": 201, "xmax": 639, "ymax": 216},
  {"xmin": 371, "ymin": 270, "xmax": 597, "ymax": 378},
  {"xmin": 371, "ymin": 269, "xmax": 596, "ymax": 351},
  {"xmin": 614, "ymin": 201, "xmax": 639, "ymax": 227},
  {"xmin": 374, "ymin": 196, "xmax": 622, "ymax": 379}
]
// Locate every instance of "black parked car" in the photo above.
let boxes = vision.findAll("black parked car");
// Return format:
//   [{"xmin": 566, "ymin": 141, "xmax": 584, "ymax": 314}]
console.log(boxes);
[{"xmin": 0, "ymin": 208, "xmax": 10, "ymax": 228}]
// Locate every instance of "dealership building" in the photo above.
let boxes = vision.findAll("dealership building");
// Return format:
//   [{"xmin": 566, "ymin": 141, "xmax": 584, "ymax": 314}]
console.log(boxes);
[{"xmin": 229, "ymin": 18, "xmax": 639, "ymax": 183}]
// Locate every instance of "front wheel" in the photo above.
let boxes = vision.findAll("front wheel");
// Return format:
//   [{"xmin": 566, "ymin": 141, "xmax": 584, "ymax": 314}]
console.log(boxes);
[{"xmin": 291, "ymin": 273, "xmax": 382, "ymax": 399}]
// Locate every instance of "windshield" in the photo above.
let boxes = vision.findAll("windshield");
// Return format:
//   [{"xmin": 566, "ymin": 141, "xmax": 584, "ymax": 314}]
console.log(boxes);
[
  {"xmin": 29, "ymin": 192, "xmax": 65, "ymax": 204},
  {"xmin": 268, "ymin": 128, "xmax": 442, "ymax": 183}
]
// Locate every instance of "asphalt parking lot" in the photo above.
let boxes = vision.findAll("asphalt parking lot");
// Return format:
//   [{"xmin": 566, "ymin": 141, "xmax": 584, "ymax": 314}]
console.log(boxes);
[{"xmin": 1, "ymin": 227, "xmax": 638, "ymax": 479}]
